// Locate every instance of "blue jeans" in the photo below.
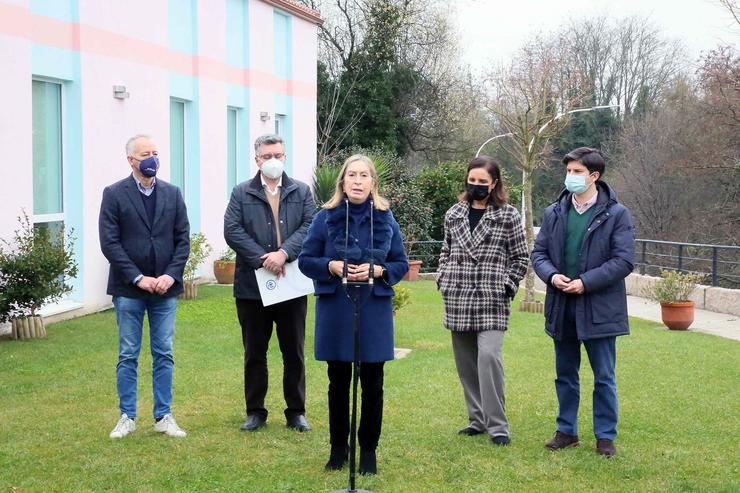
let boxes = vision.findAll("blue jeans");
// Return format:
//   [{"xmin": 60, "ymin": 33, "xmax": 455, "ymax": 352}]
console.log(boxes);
[
  {"xmin": 113, "ymin": 295, "xmax": 177, "ymax": 419},
  {"xmin": 554, "ymin": 336, "xmax": 618, "ymax": 440}
]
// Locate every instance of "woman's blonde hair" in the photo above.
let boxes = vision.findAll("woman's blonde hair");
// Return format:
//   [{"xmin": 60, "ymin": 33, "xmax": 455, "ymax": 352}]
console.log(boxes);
[{"xmin": 322, "ymin": 154, "xmax": 390, "ymax": 210}]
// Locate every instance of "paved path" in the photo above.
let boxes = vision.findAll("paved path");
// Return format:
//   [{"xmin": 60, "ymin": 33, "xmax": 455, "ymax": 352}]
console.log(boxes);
[{"xmin": 627, "ymin": 295, "xmax": 740, "ymax": 341}]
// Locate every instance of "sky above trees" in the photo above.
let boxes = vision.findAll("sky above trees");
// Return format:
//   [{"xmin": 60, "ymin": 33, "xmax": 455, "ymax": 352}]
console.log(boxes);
[{"xmin": 455, "ymin": 0, "xmax": 739, "ymax": 68}]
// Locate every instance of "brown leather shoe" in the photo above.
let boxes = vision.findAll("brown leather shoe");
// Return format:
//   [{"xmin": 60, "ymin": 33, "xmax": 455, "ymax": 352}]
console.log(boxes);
[
  {"xmin": 545, "ymin": 431, "xmax": 580, "ymax": 450},
  {"xmin": 596, "ymin": 439, "xmax": 616, "ymax": 457}
]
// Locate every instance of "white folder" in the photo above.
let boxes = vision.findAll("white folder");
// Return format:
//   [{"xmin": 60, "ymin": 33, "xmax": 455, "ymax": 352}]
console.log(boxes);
[{"xmin": 255, "ymin": 260, "xmax": 315, "ymax": 306}]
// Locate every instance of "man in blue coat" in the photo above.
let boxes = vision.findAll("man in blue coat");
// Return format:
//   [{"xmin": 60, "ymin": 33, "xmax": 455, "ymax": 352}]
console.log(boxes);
[
  {"xmin": 224, "ymin": 134, "xmax": 316, "ymax": 433},
  {"xmin": 99, "ymin": 134, "xmax": 190, "ymax": 439},
  {"xmin": 531, "ymin": 147, "xmax": 635, "ymax": 457}
]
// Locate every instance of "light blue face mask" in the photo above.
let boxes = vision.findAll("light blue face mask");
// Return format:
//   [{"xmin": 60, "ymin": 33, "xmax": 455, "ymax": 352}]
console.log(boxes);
[{"xmin": 564, "ymin": 174, "xmax": 593, "ymax": 194}]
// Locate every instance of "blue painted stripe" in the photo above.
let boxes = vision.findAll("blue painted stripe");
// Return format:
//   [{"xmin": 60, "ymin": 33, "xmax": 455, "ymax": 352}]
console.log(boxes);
[
  {"xmin": 168, "ymin": 0, "xmax": 197, "ymax": 54},
  {"xmin": 30, "ymin": 0, "xmax": 84, "ymax": 302},
  {"xmin": 273, "ymin": 10, "xmax": 292, "ymax": 80},
  {"xmin": 30, "ymin": 0, "xmax": 77, "ymax": 22},
  {"xmin": 226, "ymin": 0, "xmax": 249, "ymax": 68}
]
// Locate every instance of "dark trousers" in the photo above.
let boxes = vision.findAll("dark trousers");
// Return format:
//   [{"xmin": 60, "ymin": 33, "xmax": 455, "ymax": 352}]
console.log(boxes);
[
  {"xmin": 554, "ymin": 296, "xmax": 618, "ymax": 440},
  {"xmin": 327, "ymin": 361, "xmax": 384, "ymax": 451},
  {"xmin": 235, "ymin": 296, "xmax": 307, "ymax": 420}
]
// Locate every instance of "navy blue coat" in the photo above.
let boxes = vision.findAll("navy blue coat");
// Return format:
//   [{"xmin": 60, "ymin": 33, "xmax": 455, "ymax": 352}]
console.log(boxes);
[
  {"xmin": 531, "ymin": 181, "xmax": 635, "ymax": 340},
  {"xmin": 99, "ymin": 175, "xmax": 190, "ymax": 298},
  {"xmin": 223, "ymin": 172, "xmax": 315, "ymax": 300},
  {"xmin": 298, "ymin": 200, "xmax": 408, "ymax": 362}
]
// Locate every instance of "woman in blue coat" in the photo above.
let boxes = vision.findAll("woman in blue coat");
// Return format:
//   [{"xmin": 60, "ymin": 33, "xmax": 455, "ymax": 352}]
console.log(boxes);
[{"xmin": 299, "ymin": 154, "xmax": 408, "ymax": 475}]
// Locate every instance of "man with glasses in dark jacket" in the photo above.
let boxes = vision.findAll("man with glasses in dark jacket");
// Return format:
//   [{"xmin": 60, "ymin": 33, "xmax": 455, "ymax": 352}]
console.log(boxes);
[
  {"xmin": 532, "ymin": 147, "xmax": 635, "ymax": 457},
  {"xmin": 224, "ymin": 134, "xmax": 316, "ymax": 433}
]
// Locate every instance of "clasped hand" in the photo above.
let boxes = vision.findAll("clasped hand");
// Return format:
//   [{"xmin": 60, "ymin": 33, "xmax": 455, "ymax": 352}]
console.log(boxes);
[
  {"xmin": 137, "ymin": 274, "xmax": 175, "ymax": 295},
  {"xmin": 329, "ymin": 261, "xmax": 381, "ymax": 281},
  {"xmin": 552, "ymin": 274, "xmax": 585, "ymax": 294}
]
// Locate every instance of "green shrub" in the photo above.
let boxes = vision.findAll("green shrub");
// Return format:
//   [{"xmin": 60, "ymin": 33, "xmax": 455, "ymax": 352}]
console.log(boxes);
[
  {"xmin": 384, "ymin": 178, "xmax": 433, "ymax": 255},
  {"xmin": 415, "ymin": 161, "xmax": 467, "ymax": 240},
  {"xmin": 184, "ymin": 232, "xmax": 212, "ymax": 284},
  {"xmin": 0, "ymin": 212, "xmax": 78, "ymax": 321},
  {"xmin": 392, "ymin": 285, "xmax": 411, "ymax": 314}
]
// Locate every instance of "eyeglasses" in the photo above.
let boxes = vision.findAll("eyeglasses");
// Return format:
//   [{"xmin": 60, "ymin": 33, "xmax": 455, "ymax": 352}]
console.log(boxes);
[{"xmin": 258, "ymin": 153, "xmax": 285, "ymax": 160}]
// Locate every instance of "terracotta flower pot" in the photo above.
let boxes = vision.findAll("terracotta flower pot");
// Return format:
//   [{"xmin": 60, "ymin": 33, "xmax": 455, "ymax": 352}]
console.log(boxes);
[
  {"xmin": 660, "ymin": 301, "xmax": 695, "ymax": 330},
  {"xmin": 403, "ymin": 260, "xmax": 423, "ymax": 281},
  {"xmin": 214, "ymin": 260, "xmax": 236, "ymax": 284}
]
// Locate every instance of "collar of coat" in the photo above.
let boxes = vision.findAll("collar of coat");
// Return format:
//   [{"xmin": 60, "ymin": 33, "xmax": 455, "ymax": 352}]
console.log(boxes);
[
  {"xmin": 246, "ymin": 171, "xmax": 297, "ymax": 201},
  {"xmin": 446, "ymin": 201, "xmax": 506, "ymax": 260},
  {"xmin": 325, "ymin": 200, "xmax": 393, "ymax": 263}
]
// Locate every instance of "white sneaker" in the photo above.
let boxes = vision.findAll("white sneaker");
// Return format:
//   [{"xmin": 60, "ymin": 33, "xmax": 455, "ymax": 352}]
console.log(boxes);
[
  {"xmin": 109, "ymin": 414, "xmax": 136, "ymax": 438},
  {"xmin": 153, "ymin": 414, "xmax": 187, "ymax": 438}
]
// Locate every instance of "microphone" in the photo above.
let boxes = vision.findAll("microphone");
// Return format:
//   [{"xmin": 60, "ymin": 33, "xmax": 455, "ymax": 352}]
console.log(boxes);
[
  {"xmin": 368, "ymin": 200, "xmax": 374, "ymax": 286},
  {"xmin": 342, "ymin": 198, "xmax": 349, "ymax": 285}
]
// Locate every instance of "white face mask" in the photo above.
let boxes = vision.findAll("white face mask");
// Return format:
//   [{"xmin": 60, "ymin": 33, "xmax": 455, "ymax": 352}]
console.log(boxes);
[{"xmin": 261, "ymin": 158, "xmax": 284, "ymax": 179}]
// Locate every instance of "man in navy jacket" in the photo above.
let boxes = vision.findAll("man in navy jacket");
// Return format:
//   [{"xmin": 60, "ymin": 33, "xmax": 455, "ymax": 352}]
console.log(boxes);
[
  {"xmin": 224, "ymin": 134, "xmax": 316, "ymax": 433},
  {"xmin": 99, "ymin": 135, "xmax": 190, "ymax": 439},
  {"xmin": 531, "ymin": 147, "xmax": 635, "ymax": 457}
]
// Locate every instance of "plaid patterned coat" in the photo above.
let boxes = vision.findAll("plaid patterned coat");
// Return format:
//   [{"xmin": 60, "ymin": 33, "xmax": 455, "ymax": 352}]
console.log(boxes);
[{"xmin": 437, "ymin": 202, "xmax": 528, "ymax": 332}]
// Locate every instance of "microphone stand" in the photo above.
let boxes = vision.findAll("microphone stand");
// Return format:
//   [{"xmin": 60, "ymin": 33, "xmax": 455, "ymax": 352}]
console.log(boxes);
[{"xmin": 332, "ymin": 199, "xmax": 376, "ymax": 493}]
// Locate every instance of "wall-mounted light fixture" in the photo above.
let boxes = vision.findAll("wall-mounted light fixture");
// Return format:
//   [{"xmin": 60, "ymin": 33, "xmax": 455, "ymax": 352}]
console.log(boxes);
[
  {"xmin": 259, "ymin": 111, "xmax": 270, "ymax": 122},
  {"xmin": 113, "ymin": 85, "xmax": 129, "ymax": 100}
]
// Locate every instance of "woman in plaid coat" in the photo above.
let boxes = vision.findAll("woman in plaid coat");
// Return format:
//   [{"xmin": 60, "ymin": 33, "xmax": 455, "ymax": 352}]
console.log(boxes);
[{"xmin": 437, "ymin": 156, "xmax": 528, "ymax": 445}]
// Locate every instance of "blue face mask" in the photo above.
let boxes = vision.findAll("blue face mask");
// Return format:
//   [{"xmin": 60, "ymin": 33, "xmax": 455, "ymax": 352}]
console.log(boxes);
[
  {"xmin": 137, "ymin": 156, "xmax": 159, "ymax": 177},
  {"xmin": 564, "ymin": 174, "xmax": 592, "ymax": 194}
]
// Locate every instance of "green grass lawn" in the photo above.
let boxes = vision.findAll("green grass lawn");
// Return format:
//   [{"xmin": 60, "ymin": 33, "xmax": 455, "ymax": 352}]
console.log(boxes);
[{"xmin": 1, "ymin": 281, "xmax": 738, "ymax": 492}]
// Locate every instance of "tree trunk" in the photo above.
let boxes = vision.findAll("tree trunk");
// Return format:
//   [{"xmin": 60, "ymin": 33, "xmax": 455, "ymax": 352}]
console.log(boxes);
[{"xmin": 520, "ymin": 166, "xmax": 544, "ymax": 313}]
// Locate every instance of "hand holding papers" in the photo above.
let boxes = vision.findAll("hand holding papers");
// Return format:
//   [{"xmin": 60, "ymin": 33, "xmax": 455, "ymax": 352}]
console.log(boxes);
[{"xmin": 255, "ymin": 260, "xmax": 314, "ymax": 306}]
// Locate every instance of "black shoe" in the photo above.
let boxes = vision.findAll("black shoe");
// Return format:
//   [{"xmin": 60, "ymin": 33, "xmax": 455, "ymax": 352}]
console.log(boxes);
[
  {"xmin": 324, "ymin": 445, "xmax": 349, "ymax": 471},
  {"xmin": 458, "ymin": 426, "xmax": 485, "ymax": 436},
  {"xmin": 545, "ymin": 431, "xmax": 579, "ymax": 450},
  {"xmin": 359, "ymin": 449, "xmax": 377, "ymax": 475},
  {"xmin": 491, "ymin": 435, "xmax": 511, "ymax": 446},
  {"xmin": 286, "ymin": 415, "xmax": 311, "ymax": 432},
  {"xmin": 596, "ymin": 438, "xmax": 617, "ymax": 457},
  {"xmin": 239, "ymin": 414, "xmax": 266, "ymax": 432}
]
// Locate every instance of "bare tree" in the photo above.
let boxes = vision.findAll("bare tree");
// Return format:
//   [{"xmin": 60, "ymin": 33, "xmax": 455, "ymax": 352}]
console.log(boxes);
[
  {"xmin": 716, "ymin": 0, "xmax": 740, "ymax": 26},
  {"xmin": 562, "ymin": 16, "xmax": 686, "ymax": 117},
  {"xmin": 486, "ymin": 36, "xmax": 590, "ymax": 309}
]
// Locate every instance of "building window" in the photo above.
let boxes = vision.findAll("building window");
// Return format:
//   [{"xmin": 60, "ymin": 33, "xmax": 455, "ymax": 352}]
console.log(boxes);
[
  {"xmin": 275, "ymin": 113, "xmax": 286, "ymax": 137},
  {"xmin": 170, "ymin": 98, "xmax": 186, "ymax": 193},
  {"xmin": 227, "ymin": 107, "xmax": 238, "ymax": 195},
  {"xmin": 32, "ymin": 79, "xmax": 64, "ymax": 236}
]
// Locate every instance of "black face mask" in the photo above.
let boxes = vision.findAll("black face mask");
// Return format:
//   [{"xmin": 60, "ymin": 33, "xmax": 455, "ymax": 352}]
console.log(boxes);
[{"xmin": 466, "ymin": 183, "xmax": 490, "ymax": 201}]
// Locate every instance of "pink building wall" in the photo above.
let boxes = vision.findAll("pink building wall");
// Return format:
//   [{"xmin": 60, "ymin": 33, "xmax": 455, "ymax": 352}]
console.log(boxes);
[{"xmin": 0, "ymin": 0, "xmax": 321, "ymax": 319}]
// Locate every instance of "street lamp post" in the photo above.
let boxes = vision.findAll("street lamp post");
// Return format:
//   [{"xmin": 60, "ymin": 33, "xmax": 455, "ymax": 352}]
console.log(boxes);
[
  {"xmin": 475, "ymin": 132, "xmax": 514, "ymax": 158},
  {"xmin": 475, "ymin": 104, "xmax": 619, "ymax": 226}
]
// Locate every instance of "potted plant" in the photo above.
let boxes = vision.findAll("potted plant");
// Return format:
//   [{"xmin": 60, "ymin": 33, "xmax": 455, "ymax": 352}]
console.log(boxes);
[
  {"xmin": 0, "ymin": 212, "xmax": 78, "ymax": 340},
  {"xmin": 642, "ymin": 269, "xmax": 704, "ymax": 330},
  {"xmin": 214, "ymin": 247, "xmax": 236, "ymax": 284},
  {"xmin": 182, "ymin": 232, "xmax": 212, "ymax": 300}
]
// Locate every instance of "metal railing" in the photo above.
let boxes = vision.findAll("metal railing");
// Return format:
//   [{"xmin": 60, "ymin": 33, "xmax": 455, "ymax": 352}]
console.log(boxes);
[
  {"xmin": 635, "ymin": 240, "xmax": 740, "ymax": 288},
  {"xmin": 404, "ymin": 239, "xmax": 740, "ymax": 288}
]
